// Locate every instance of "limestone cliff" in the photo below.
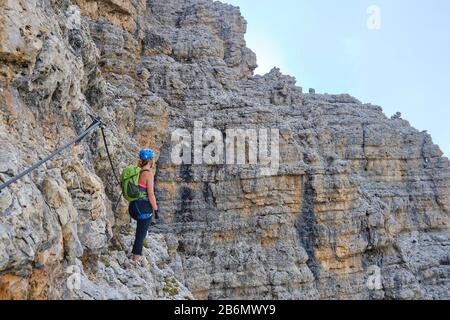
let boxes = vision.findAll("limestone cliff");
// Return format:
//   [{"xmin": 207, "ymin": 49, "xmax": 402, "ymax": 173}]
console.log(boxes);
[{"xmin": 0, "ymin": 0, "xmax": 449, "ymax": 300}]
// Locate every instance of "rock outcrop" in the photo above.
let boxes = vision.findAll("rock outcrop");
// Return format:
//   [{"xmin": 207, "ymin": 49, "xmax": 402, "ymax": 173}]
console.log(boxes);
[{"xmin": 1, "ymin": 0, "xmax": 449, "ymax": 300}]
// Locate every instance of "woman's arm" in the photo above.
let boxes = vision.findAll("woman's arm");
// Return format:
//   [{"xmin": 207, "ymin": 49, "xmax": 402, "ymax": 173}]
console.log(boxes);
[{"xmin": 146, "ymin": 171, "xmax": 159, "ymax": 211}]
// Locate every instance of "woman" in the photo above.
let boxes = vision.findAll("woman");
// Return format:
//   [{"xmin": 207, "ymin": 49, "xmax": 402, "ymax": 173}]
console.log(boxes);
[{"xmin": 129, "ymin": 149, "xmax": 160, "ymax": 262}]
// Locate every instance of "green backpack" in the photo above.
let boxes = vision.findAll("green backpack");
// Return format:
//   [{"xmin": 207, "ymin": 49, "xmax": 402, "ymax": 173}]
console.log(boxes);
[{"xmin": 121, "ymin": 165, "xmax": 146, "ymax": 202}]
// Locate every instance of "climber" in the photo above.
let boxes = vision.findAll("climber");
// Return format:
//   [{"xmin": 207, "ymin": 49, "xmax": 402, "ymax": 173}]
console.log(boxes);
[{"xmin": 127, "ymin": 149, "xmax": 160, "ymax": 263}]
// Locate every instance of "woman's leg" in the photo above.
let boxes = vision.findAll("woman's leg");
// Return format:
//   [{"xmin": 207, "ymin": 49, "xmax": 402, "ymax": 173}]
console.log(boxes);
[
  {"xmin": 132, "ymin": 218, "xmax": 152, "ymax": 256},
  {"xmin": 129, "ymin": 202, "xmax": 138, "ymax": 221}
]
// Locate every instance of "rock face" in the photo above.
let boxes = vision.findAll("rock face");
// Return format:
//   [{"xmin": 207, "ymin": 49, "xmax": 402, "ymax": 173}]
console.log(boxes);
[{"xmin": 0, "ymin": 0, "xmax": 449, "ymax": 300}]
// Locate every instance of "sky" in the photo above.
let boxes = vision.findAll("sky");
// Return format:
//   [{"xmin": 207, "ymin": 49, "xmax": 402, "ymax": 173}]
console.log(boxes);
[{"xmin": 225, "ymin": 0, "xmax": 450, "ymax": 157}]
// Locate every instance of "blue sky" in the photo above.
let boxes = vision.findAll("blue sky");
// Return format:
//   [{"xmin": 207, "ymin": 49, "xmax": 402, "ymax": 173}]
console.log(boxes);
[{"xmin": 225, "ymin": 0, "xmax": 450, "ymax": 157}]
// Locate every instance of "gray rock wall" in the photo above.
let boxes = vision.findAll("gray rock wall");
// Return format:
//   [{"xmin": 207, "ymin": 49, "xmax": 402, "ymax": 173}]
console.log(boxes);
[{"xmin": 0, "ymin": 0, "xmax": 449, "ymax": 300}]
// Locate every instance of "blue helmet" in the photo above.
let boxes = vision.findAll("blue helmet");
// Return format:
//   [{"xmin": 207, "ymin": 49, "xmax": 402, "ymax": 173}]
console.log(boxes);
[{"xmin": 139, "ymin": 149, "xmax": 155, "ymax": 161}]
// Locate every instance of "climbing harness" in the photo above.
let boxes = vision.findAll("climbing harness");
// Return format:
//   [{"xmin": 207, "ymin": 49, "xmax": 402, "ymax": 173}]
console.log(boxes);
[{"xmin": 129, "ymin": 199, "xmax": 153, "ymax": 221}]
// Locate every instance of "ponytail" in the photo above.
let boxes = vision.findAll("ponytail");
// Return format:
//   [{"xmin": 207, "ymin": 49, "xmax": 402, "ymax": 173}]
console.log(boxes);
[{"xmin": 138, "ymin": 158, "xmax": 154, "ymax": 169}]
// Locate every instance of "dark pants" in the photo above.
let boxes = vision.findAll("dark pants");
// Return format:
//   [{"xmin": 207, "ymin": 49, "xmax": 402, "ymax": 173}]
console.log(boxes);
[{"xmin": 129, "ymin": 200, "xmax": 153, "ymax": 256}]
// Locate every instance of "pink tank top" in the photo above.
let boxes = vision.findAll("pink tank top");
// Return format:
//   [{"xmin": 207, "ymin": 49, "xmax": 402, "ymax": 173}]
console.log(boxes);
[
  {"xmin": 138, "ymin": 182, "xmax": 147, "ymax": 189},
  {"xmin": 138, "ymin": 170, "xmax": 150, "ymax": 192}
]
